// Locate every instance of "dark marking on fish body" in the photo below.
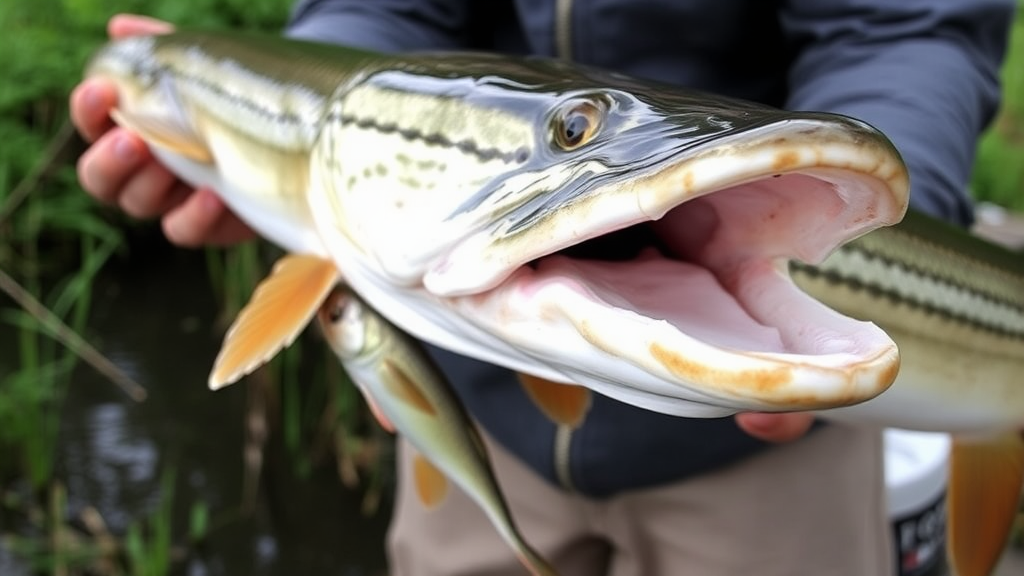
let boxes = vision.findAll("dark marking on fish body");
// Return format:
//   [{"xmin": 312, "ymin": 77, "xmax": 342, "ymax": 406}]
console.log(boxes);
[
  {"xmin": 791, "ymin": 248, "xmax": 1024, "ymax": 341},
  {"xmin": 399, "ymin": 175, "xmax": 423, "ymax": 189},
  {"xmin": 326, "ymin": 112, "xmax": 530, "ymax": 165},
  {"xmin": 514, "ymin": 146, "xmax": 531, "ymax": 164}
]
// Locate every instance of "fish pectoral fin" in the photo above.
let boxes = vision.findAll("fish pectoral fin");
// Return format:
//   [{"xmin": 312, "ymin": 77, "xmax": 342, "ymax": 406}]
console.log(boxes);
[
  {"xmin": 947, "ymin": 432, "xmax": 1024, "ymax": 576},
  {"xmin": 382, "ymin": 359, "xmax": 438, "ymax": 416},
  {"xmin": 412, "ymin": 452, "xmax": 448, "ymax": 509},
  {"xmin": 209, "ymin": 254, "xmax": 339, "ymax": 389},
  {"xmin": 519, "ymin": 373, "xmax": 592, "ymax": 429},
  {"xmin": 111, "ymin": 108, "xmax": 214, "ymax": 164}
]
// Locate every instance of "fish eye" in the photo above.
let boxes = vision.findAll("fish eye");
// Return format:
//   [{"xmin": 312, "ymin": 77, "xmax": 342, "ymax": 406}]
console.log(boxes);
[
  {"xmin": 328, "ymin": 304, "xmax": 345, "ymax": 323},
  {"xmin": 325, "ymin": 290, "xmax": 351, "ymax": 323},
  {"xmin": 551, "ymin": 98, "xmax": 604, "ymax": 151}
]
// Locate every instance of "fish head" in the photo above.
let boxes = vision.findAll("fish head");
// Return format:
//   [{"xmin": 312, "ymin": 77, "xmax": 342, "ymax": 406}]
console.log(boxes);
[
  {"xmin": 317, "ymin": 287, "xmax": 383, "ymax": 363},
  {"xmin": 86, "ymin": 36, "xmax": 182, "ymax": 128},
  {"xmin": 308, "ymin": 54, "xmax": 910, "ymax": 418},
  {"xmin": 87, "ymin": 34, "xmax": 336, "ymax": 256}
]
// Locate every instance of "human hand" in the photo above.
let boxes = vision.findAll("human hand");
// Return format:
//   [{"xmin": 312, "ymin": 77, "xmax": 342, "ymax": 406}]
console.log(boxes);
[
  {"xmin": 71, "ymin": 14, "xmax": 254, "ymax": 247},
  {"xmin": 735, "ymin": 412, "xmax": 815, "ymax": 443}
]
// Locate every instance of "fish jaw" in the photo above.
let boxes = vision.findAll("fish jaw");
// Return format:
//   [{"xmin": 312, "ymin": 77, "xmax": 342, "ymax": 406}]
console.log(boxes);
[
  {"xmin": 312, "ymin": 104, "xmax": 910, "ymax": 417},
  {"xmin": 456, "ymin": 253, "xmax": 900, "ymax": 416}
]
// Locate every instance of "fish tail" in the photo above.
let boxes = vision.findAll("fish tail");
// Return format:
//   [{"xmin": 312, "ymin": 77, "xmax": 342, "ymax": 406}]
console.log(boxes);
[
  {"xmin": 495, "ymin": 523, "xmax": 559, "ymax": 576},
  {"xmin": 514, "ymin": 544, "xmax": 561, "ymax": 576}
]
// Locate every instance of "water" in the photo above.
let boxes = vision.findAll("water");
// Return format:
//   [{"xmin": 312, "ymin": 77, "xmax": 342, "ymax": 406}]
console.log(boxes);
[{"xmin": 2, "ymin": 244, "xmax": 389, "ymax": 576}]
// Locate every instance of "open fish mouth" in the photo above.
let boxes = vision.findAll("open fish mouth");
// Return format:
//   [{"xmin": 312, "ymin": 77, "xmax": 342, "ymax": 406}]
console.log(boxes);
[
  {"xmin": 308, "ymin": 72, "xmax": 911, "ymax": 418},
  {"xmin": 435, "ymin": 117, "xmax": 910, "ymax": 417}
]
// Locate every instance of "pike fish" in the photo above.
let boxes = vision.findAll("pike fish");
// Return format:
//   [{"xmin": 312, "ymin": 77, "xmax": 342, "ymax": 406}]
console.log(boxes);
[
  {"xmin": 86, "ymin": 30, "xmax": 1023, "ymax": 576},
  {"xmin": 317, "ymin": 284, "xmax": 558, "ymax": 576}
]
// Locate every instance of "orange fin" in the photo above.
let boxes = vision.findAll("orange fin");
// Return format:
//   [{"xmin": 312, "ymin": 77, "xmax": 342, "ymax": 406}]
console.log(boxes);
[
  {"xmin": 413, "ymin": 453, "xmax": 448, "ymax": 509},
  {"xmin": 381, "ymin": 359, "xmax": 437, "ymax": 416},
  {"xmin": 947, "ymin": 432, "xmax": 1024, "ymax": 576},
  {"xmin": 519, "ymin": 373, "xmax": 592, "ymax": 429},
  {"xmin": 111, "ymin": 108, "xmax": 214, "ymax": 164},
  {"xmin": 209, "ymin": 254, "xmax": 339, "ymax": 389}
]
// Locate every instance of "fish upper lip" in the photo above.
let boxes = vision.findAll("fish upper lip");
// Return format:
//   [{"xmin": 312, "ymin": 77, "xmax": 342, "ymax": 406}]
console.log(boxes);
[{"xmin": 427, "ymin": 115, "xmax": 909, "ymax": 298}]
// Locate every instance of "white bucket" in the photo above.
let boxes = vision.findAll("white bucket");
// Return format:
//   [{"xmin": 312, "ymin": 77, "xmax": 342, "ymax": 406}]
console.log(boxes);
[{"xmin": 884, "ymin": 428, "xmax": 951, "ymax": 576}]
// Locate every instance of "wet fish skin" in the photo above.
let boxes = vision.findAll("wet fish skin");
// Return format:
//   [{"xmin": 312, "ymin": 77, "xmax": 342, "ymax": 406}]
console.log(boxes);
[{"xmin": 317, "ymin": 286, "xmax": 559, "ymax": 576}]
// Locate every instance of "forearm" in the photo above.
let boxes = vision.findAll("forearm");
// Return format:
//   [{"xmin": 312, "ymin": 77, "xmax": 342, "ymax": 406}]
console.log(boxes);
[{"xmin": 781, "ymin": 0, "xmax": 1015, "ymax": 226}]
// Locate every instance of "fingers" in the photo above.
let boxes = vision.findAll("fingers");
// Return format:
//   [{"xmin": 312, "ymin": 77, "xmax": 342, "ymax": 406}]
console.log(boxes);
[
  {"xmin": 72, "ymin": 14, "xmax": 173, "ymax": 141},
  {"xmin": 77, "ymin": 128, "xmax": 146, "ymax": 202},
  {"xmin": 77, "ymin": 128, "xmax": 164, "ymax": 203},
  {"xmin": 735, "ymin": 412, "xmax": 815, "ymax": 443},
  {"xmin": 107, "ymin": 14, "xmax": 174, "ymax": 38},
  {"xmin": 73, "ymin": 14, "xmax": 253, "ymax": 249},
  {"xmin": 77, "ymin": 128, "xmax": 254, "ymax": 245},
  {"xmin": 77, "ymin": 127, "xmax": 254, "ymax": 244},
  {"xmin": 71, "ymin": 13, "xmax": 252, "ymax": 248},
  {"xmin": 117, "ymin": 164, "xmax": 189, "ymax": 219},
  {"xmin": 70, "ymin": 80, "xmax": 119, "ymax": 143},
  {"xmin": 162, "ymin": 189, "xmax": 255, "ymax": 247},
  {"xmin": 73, "ymin": 15, "xmax": 187, "ymax": 219}
]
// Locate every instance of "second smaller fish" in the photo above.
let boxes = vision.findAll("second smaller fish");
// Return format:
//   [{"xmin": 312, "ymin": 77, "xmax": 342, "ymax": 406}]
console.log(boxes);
[{"xmin": 317, "ymin": 285, "xmax": 559, "ymax": 576}]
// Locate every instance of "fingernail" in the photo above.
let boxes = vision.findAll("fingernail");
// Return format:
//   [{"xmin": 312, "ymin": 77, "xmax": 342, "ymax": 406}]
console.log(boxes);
[{"xmin": 113, "ymin": 134, "xmax": 138, "ymax": 162}]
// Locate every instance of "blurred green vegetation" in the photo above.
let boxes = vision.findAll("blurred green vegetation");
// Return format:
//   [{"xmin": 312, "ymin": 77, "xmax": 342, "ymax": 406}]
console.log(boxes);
[
  {"xmin": 972, "ymin": 3, "xmax": 1024, "ymax": 211},
  {"xmin": 1, "ymin": 1, "xmax": 388, "ymax": 575},
  {"xmin": 0, "ymin": 0, "xmax": 298, "ymax": 265}
]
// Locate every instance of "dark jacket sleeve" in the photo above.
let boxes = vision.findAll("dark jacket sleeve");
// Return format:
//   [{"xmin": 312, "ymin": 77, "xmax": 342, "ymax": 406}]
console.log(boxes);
[
  {"xmin": 780, "ymin": 0, "xmax": 1015, "ymax": 226},
  {"xmin": 286, "ymin": 0, "xmax": 471, "ymax": 52}
]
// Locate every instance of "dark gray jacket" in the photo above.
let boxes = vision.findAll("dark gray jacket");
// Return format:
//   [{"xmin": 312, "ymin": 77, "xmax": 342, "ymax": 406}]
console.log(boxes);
[{"xmin": 287, "ymin": 0, "xmax": 1014, "ymax": 497}]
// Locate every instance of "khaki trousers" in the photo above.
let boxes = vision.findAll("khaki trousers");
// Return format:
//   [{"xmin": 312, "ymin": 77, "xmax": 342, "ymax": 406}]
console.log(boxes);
[{"xmin": 388, "ymin": 423, "xmax": 893, "ymax": 576}]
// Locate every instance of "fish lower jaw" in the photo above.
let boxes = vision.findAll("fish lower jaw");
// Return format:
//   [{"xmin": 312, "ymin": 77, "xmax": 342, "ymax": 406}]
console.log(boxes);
[{"xmin": 452, "ymin": 247, "xmax": 899, "ymax": 416}]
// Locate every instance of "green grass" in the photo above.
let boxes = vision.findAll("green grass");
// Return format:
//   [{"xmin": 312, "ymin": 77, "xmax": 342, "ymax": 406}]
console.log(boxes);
[
  {"xmin": 0, "ymin": 2, "xmax": 298, "ymax": 575},
  {"xmin": 1, "ymin": 1, "xmax": 385, "ymax": 572},
  {"xmin": 971, "ymin": 4, "xmax": 1024, "ymax": 212}
]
